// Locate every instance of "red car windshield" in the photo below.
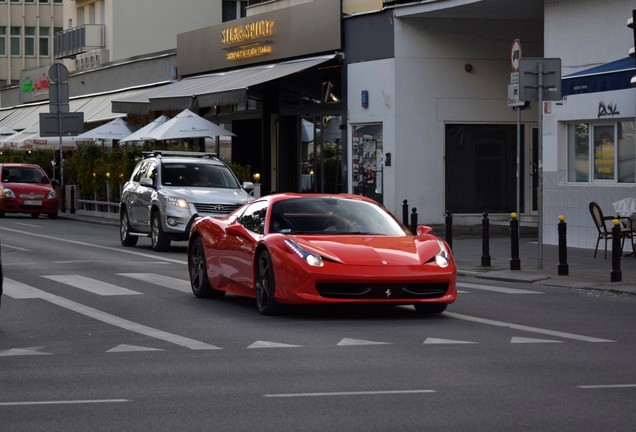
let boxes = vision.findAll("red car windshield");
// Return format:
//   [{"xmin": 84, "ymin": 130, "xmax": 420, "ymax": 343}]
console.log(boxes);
[
  {"xmin": 2, "ymin": 167, "xmax": 48, "ymax": 184},
  {"xmin": 270, "ymin": 197, "xmax": 408, "ymax": 235}
]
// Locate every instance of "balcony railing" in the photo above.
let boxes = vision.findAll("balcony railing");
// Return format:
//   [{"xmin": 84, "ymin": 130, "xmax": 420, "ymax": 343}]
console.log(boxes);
[{"xmin": 54, "ymin": 25, "xmax": 105, "ymax": 59}]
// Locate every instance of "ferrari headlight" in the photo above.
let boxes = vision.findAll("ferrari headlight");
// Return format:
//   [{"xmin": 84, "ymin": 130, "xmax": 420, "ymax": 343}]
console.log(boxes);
[
  {"xmin": 284, "ymin": 239, "xmax": 324, "ymax": 268},
  {"xmin": 2, "ymin": 188, "xmax": 15, "ymax": 198},
  {"xmin": 47, "ymin": 189, "xmax": 56, "ymax": 199},
  {"xmin": 434, "ymin": 240, "xmax": 450, "ymax": 268},
  {"xmin": 166, "ymin": 196, "xmax": 189, "ymax": 208}
]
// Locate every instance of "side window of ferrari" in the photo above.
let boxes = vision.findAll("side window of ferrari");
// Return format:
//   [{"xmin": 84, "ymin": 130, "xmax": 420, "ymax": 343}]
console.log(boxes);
[{"xmin": 240, "ymin": 201, "xmax": 268, "ymax": 234}]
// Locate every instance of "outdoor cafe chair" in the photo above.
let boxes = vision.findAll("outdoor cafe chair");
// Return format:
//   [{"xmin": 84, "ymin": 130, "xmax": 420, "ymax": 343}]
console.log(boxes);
[{"xmin": 589, "ymin": 201, "xmax": 635, "ymax": 258}]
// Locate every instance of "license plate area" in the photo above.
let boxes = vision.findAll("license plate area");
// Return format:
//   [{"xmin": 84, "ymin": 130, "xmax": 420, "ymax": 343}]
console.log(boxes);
[{"xmin": 24, "ymin": 200, "xmax": 42, "ymax": 206}]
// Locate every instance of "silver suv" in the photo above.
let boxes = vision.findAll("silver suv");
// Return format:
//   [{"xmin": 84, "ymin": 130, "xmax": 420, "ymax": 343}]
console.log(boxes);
[{"xmin": 119, "ymin": 151, "xmax": 254, "ymax": 251}]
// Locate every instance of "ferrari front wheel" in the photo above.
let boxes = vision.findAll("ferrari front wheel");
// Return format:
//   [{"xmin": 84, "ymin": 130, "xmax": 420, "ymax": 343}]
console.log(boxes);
[
  {"xmin": 189, "ymin": 236, "xmax": 225, "ymax": 299},
  {"xmin": 414, "ymin": 303, "xmax": 448, "ymax": 314},
  {"xmin": 255, "ymin": 250, "xmax": 281, "ymax": 315}
]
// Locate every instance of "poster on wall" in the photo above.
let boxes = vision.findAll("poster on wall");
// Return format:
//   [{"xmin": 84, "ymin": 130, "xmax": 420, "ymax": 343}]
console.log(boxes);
[{"xmin": 352, "ymin": 123, "xmax": 383, "ymax": 204}]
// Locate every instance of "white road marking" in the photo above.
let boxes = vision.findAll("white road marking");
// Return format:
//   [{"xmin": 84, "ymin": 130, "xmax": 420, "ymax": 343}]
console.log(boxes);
[
  {"xmin": 4, "ymin": 278, "xmax": 221, "ymax": 350},
  {"xmin": 511, "ymin": 336, "xmax": 563, "ymax": 344},
  {"xmin": 423, "ymin": 337, "xmax": 476, "ymax": 345},
  {"xmin": 0, "ymin": 225, "xmax": 187, "ymax": 264},
  {"xmin": 0, "ymin": 399, "xmax": 130, "ymax": 406},
  {"xmin": 457, "ymin": 282, "xmax": 543, "ymax": 294},
  {"xmin": 106, "ymin": 344, "xmax": 163, "ymax": 353},
  {"xmin": 14, "ymin": 222, "xmax": 41, "ymax": 228},
  {"xmin": 578, "ymin": 384, "xmax": 636, "ymax": 389},
  {"xmin": 337, "ymin": 338, "xmax": 391, "ymax": 346},
  {"xmin": 248, "ymin": 341, "xmax": 303, "ymax": 348},
  {"xmin": 43, "ymin": 275, "xmax": 141, "ymax": 296},
  {"xmin": 4, "ymin": 279, "xmax": 56, "ymax": 299},
  {"xmin": 264, "ymin": 390, "xmax": 436, "ymax": 398},
  {"xmin": 118, "ymin": 273, "xmax": 191, "ymax": 293},
  {"xmin": 1, "ymin": 243, "xmax": 31, "ymax": 252},
  {"xmin": 0, "ymin": 346, "xmax": 51, "ymax": 356},
  {"xmin": 446, "ymin": 312, "xmax": 615, "ymax": 343}
]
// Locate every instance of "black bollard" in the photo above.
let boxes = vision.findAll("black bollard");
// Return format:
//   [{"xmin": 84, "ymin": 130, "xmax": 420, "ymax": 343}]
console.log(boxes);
[
  {"xmin": 70, "ymin": 185, "xmax": 76, "ymax": 214},
  {"xmin": 481, "ymin": 211, "xmax": 491, "ymax": 267},
  {"xmin": 402, "ymin": 199, "xmax": 409, "ymax": 226},
  {"xmin": 510, "ymin": 212, "xmax": 521, "ymax": 270},
  {"xmin": 445, "ymin": 209, "xmax": 453, "ymax": 250},
  {"xmin": 557, "ymin": 215, "xmax": 568, "ymax": 276},
  {"xmin": 60, "ymin": 185, "xmax": 66, "ymax": 213},
  {"xmin": 410, "ymin": 207, "xmax": 418, "ymax": 235},
  {"xmin": 610, "ymin": 219, "xmax": 622, "ymax": 282}
]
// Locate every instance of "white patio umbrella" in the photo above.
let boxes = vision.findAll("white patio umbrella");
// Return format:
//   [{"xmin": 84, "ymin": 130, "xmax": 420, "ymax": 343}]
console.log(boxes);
[
  {"xmin": 119, "ymin": 115, "xmax": 169, "ymax": 143},
  {"xmin": 0, "ymin": 126, "xmax": 17, "ymax": 136},
  {"xmin": 76, "ymin": 117, "xmax": 136, "ymax": 140},
  {"xmin": 141, "ymin": 109, "xmax": 234, "ymax": 141},
  {"xmin": 0, "ymin": 125, "xmax": 38, "ymax": 149}
]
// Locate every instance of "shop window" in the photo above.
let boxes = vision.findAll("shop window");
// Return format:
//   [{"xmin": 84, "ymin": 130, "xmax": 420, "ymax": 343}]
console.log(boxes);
[
  {"xmin": 222, "ymin": 0, "xmax": 247, "ymax": 22},
  {"xmin": 567, "ymin": 121, "xmax": 635, "ymax": 184}
]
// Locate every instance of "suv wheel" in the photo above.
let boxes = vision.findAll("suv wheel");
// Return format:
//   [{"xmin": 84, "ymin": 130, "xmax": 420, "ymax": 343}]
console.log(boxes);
[
  {"xmin": 151, "ymin": 211, "xmax": 171, "ymax": 251},
  {"xmin": 120, "ymin": 210, "xmax": 138, "ymax": 247}
]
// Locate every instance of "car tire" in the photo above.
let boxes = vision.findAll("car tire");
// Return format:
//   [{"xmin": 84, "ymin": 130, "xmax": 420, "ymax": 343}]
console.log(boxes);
[
  {"xmin": 255, "ymin": 250, "xmax": 281, "ymax": 315},
  {"xmin": 151, "ymin": 211, "xmax": 170, "ymax": 251},
  {"xmin": 120, "ymin": 210, "xmax": 138, "ymax": 247},
  {"xmin": 188, "ymin": 235, "xmax": 225, "ymax": 299},
  {"xmin": 413, "ymin": 303, "xmax": 448, "ymax": 314},
  {"xmin": 48, "ymin": 212, "xmax": 58, "ymax": 219},
  {"xmin": 31, "ymin": 213, "xmax": 40, "ymax": 218}
]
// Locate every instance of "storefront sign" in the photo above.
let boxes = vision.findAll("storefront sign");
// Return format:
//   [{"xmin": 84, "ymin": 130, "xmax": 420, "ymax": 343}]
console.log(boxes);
[{"xmin": 177, "ymin": 0, "xmax": 340, "ymax": 76}]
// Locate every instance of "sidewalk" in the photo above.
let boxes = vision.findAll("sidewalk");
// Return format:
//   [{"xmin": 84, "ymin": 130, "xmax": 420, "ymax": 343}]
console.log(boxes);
[
  {"xmin": 58, "ymin": 211, "xmax": 636, "ymax": 296},
  {"xmin": 449, "ymin": 234, "xmax": 636, "ymax": 296}
]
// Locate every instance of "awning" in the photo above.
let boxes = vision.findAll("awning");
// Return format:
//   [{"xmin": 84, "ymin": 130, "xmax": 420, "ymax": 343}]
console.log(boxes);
[
  {"xmin": 0, "ymin": 83, "xmax": 169, "ymax": 132},
  {"xmin": 112, "ymin": 54, "xmax": 337, "ymax": 115},
  {"xmin": 562, "ymin": 57, "xmax": 636, "ymax": 96}
]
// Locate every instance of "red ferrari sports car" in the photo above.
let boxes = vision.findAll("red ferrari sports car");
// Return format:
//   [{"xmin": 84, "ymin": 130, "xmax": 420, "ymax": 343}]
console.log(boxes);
[{"xmin": 187, "ymin": 193, "xmax": 457, "ymax": 315}]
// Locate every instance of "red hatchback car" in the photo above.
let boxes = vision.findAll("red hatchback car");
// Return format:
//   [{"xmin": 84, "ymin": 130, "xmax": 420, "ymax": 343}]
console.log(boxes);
[{"xmin": 0, "ymin": 163, "xmax": 59, "ymax": 219}]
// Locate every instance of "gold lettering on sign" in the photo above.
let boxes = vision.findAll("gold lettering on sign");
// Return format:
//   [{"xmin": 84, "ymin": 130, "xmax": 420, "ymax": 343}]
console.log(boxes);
[
  {"xmin": 226, "ymin": 45, "xmax": 273, "ymax": 61},
  {"xmin": 221, "ymin": 20, "xmax": 275, "ymax": 45}
]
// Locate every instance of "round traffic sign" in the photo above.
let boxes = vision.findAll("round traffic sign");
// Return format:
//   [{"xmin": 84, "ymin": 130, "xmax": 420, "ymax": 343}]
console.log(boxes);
[
  {"xmin": 511, "ymin": 39, "xmax": 522, "ymax": 72},
  {"xmin": 48, "ymin": 63, "xmax": 69, "ymax": 83}
]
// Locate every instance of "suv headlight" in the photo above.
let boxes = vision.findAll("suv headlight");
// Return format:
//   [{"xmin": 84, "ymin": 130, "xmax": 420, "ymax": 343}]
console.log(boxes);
[
  {"xmin": 47, "ymin": 189, "xmax": 57, "ymax": 199},
  {"xmin": 2, "ymin": 188, "xmax": 15, "ymax": 198},
  {"xmin": 166, "ymin": 196, "xmax": 189, "ymax": 208}
]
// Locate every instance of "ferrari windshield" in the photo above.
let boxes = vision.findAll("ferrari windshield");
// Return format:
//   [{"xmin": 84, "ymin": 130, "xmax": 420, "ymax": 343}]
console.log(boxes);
[{"xmin": 270, "ymin": 197, "xmax": 408, "ymax": 235}]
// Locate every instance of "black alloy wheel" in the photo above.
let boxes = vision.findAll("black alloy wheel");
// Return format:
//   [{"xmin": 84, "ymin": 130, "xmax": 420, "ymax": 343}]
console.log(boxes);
[
  {"xmin": 188, "ymin": 235, "xmax": 224, "ymax": 299},
  {"xmin": 255, "ymin": 250, "xmax": 281, "ymax": 315}
]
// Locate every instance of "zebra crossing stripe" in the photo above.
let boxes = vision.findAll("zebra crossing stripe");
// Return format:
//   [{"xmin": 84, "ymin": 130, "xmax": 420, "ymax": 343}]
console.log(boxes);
[
  {"xmin": 117, "ymin": 273, "xmax": 191, "ymax": 293},
  {"xmin": 43, "ymin": 275, "xmax": 141, "ymax": 296}
]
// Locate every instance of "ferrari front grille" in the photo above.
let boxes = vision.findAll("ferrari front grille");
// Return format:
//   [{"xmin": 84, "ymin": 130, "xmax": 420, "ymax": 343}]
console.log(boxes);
[
  {"xmin": 194, "ymin": 203, "xmax": 241, "ymax": 214},
  {"xmin": 316, "ymin": 283, "xmax": 449, "ymax": 299}
]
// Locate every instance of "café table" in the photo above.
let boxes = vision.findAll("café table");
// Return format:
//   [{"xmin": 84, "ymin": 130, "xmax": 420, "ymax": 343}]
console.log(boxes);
[{"xmin": 612, "ymin": 197, "xmax": 636, "ymax": 256}]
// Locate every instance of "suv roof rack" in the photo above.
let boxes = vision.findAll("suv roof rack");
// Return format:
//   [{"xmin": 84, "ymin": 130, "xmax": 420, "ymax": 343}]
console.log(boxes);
[{"xmin": 142, "ymin": 150, "xmax": 219, "ymax": 159}]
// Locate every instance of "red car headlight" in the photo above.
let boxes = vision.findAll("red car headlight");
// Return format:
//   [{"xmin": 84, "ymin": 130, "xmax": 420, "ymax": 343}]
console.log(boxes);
[
  {"xmin": 284, "ymin": 239, "xmax": 324, "ymax": 268},
  {"xmin": 434, "ymin": 240, "xmax": 451, "ymax": 268}
]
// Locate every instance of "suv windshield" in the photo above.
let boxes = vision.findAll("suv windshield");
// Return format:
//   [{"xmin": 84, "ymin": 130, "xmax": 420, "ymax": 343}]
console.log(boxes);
[{"xmin": 161, "ymin": 163, "xmax": 240, "ymax": 188}]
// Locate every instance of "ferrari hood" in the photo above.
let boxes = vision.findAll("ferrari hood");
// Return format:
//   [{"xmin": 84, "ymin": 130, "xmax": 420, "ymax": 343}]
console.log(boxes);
[{"xmin": 292, "ymin": 235, "xmax": 441, "ymax": 266}]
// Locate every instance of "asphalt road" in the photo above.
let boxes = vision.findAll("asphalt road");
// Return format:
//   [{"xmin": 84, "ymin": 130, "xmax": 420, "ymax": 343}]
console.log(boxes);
[{"xmin": 1, "ymin": 215, "xmax": 635, "ymax": 431}]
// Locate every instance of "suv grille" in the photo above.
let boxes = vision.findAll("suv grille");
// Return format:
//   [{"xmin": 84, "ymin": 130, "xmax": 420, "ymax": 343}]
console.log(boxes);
[{"xmin": 194, "ymin": 203, "xmax": 242, "ymax": 214}]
